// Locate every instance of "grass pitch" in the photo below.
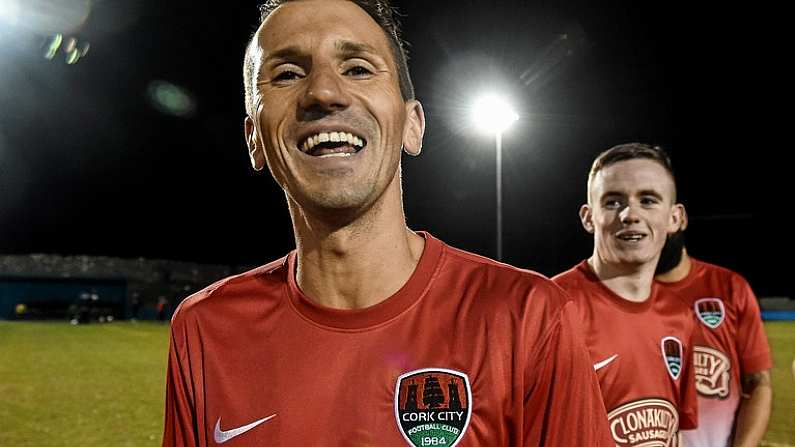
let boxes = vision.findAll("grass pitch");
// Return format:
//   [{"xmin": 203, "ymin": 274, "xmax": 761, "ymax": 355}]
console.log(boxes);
[
  {"xmin": 0, "ymin": 321, "xmax": 169, "ymax": 446},
  {"xmin": 764, "ymin": 322, "xmax": 795, "ymax": 445},
  {"xmin": 0, "ymin": 320, "xmax": 793, "ymax": 445}
]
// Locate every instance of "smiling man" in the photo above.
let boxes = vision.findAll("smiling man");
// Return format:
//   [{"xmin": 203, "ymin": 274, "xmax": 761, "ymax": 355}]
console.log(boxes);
[
  {"xmin": 161, "ymin": 0, "xmax": 612, "ymax": 446},
  {"xmin": 553, "ymin": 143, "xmax": 699, "ymax": 446}
]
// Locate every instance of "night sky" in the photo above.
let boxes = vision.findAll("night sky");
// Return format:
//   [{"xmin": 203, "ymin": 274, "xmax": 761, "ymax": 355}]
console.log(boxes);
[{"xmin": 0, "ymin": 1, "xmax": 788, "ymax": 297}]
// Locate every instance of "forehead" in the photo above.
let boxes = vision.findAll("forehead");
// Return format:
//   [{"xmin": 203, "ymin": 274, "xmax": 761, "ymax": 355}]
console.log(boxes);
[
  {"xmin": 591, "ymin": 159, "xmax": 675, "ymax": 198},
  {"xmin": 255, "ymin": 0, "xmax": 392, "ymax": 59}
]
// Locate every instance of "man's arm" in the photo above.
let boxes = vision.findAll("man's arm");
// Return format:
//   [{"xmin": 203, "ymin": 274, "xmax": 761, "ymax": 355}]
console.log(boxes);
[
  {"xmin": 162, "ymin": 325, "xmax": 200, "ymax": 446},
  {"xmin": 524, "ymin": 301, "xmax": 615, "ymax": 446},
  {"xmin": 731, "ymin": 274, "xmax": 773, "ymax": 446},
  {"xmin": 732, "ymin": 370, "xmax": 772, "ymax": 447}
]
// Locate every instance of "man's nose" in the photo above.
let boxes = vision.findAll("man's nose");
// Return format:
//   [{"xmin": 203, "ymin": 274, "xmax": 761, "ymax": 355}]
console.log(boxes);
[
  {"xmin": 619, "ymin": 204, "xmax": 641, "ymax": 225},
  {"xmin": 298, "ymin": 66, "xmax": 352, "ymax": 115}
]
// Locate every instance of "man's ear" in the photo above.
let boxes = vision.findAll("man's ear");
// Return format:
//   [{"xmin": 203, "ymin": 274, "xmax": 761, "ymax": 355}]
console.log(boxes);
[
  {"xmin": 579, "ymin": 204, "xmax": 595, "ymax": 233},
  {"xmin": 676, "ymin": 203, "xmax": 689, "ymax": 231},
  {"xmin": 244, "ymin": 116, "xmax": 265, "ymax": 171},
  {"xmin": 669, "ymin": 203, "xmax": 687, "ymax": 234},
  {"xmin": 402, "ymin": 100, "xmax": 425, "ymax": 156}
]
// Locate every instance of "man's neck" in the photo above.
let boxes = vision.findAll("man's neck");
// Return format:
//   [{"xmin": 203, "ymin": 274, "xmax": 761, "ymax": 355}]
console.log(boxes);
[
  {"xmin": 289, "ymin": 180, "xmax": 425, "ymax": 310},
  {"xmin": 588, "ymin": 254, "xmax": 656, "ymax": 302},
  {"xmin": 655, "ymin": 249, "xmax": 691, "ymax": 283}
]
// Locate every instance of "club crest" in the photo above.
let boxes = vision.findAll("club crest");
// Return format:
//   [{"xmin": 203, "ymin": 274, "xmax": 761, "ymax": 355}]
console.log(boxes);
[
  {"xmin": 694, "ymin": 298, "xmax": 725, "ymax": 329},
  {"xmin": 394, "ymin": 368, "xmax": 472, "ymax": 447},
  {"xmin": 661, "ymin": 336, "xmax": 683, "ymax": 380}
]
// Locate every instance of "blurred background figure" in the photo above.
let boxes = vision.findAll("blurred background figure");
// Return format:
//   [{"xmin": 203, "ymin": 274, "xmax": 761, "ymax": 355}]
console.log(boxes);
[
  {"xmin": 656, "ymin": 206, "xmax": 772, "ymax": 447},
  {"xmin": 130, "ymin": 294, "xmax": 140, "ymax": 322},
  {"xmin": 156, "ymin": 296, "xmax": 168, "ymax": 322}
]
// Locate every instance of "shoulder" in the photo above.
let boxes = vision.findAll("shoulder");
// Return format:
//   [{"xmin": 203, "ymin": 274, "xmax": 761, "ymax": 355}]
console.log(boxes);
[
  {"xmin": 439, "ymin": 242, "xmax": 572, "ymax": 315},
  {"xmin": 171, "ymin": 255, "xmax": 289, "ymax": 327},
  {"xmin": 551, "ymin": 261, "xmax": 593, "ymax": 298},
  {"xmin": 692, "ymin": 258, "xmax": 746, "ymax": 283},
  {"xmin": 692, "ymin": 258, "xmax": 755, "ymax": 298}
]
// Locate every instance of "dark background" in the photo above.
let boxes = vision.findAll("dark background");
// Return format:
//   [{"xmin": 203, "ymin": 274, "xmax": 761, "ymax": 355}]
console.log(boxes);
[{"xmin": 0, "ymin": 1, "xmax": 788, "ymax": 297}]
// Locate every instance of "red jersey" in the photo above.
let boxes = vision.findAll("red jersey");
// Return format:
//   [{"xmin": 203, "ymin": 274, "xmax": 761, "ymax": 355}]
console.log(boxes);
[
  {"xmin": 657, "ymin": 258, "xmax": 772, "ymax": 447},
  {"xmin": 553, "ymin": 261, "xmax": 699, "ymax": 446},
  {"xmin": 163, "ymin": 233, "xmax": 613, "ymax": 446}
]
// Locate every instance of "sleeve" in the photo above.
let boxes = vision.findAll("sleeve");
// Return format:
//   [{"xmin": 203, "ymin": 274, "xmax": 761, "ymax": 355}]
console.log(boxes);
[
  {"xmin": 678, "ymin": 319, "xmax": 699, "ymax": 430},
  {"xmin": 162, "ymin": 318, "xmax": 201, "ymax": 447},
  {"xmin": 732, "ymin": 275, "xmax": 773, "ymax": 374},
  {"xmin": 523, "ymin": 301, "xmax": 615, "ymax": 446}
]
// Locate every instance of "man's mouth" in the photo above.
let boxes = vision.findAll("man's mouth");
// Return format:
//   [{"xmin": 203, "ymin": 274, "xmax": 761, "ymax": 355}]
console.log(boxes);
[
  {"xmin": 300, "ymin": 131, "xmax": 366, "ymax": 158},
  {"xmin": 616, "ymin": 231, "xmax": 647, "ymax": 242}
]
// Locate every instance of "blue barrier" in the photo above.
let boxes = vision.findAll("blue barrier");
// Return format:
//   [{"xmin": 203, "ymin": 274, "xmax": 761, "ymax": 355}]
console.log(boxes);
[
  {"xmin": 762, "ymin": 310, "xmax": 795, "ymax": 321},
  {"xmin": 1, "ymin": 277, "xmax": 127, "ymax": 320}
]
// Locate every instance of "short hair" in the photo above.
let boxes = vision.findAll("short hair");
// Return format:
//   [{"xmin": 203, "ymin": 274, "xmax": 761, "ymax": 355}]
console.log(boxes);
[
  {"xmin": 243, "ymin": 0, "xmax": 415, "ymax": 117},
  {"xmin": 587, "ymin": 142, "xmax": 677, "ymax": 202}
]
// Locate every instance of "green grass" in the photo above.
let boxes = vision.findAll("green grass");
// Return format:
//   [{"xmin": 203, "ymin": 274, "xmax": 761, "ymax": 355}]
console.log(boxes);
[
  {"xmin": 0, "ymin": 320, "xmax": 793, "ymax": 445},
  {"xmin": 0, "ymin": 321, "xmax": 169, "ymax": 447},
  {"xmin": 765, "ymin": 321, "xmax": 795, "ymax": 445}
]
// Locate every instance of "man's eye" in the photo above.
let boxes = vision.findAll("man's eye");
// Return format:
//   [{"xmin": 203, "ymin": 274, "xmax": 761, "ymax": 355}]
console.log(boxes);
[
  {"xmin": 604, "ymin": 200, "xmax": 621, "ymax": 209},
  {"xmin": 640, "ymin": 197, "xmax": 659, "ymax": 206},
  {"xmin": 273, "ymin": 70, "xmax": 301, "ymax": 82},
  {"xmin": 344, "ymin": 66, "xmax": 373, "ymax": 77}
]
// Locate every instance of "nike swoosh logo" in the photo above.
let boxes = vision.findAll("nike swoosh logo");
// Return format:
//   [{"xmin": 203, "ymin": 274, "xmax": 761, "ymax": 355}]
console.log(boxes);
[
  {"xmin": 214, "ymin": 414, "xmax": 276, "ymax": 444},
  {"xmin": 593, "ymin": 354, "xmax": 619, "ymax": 371}
]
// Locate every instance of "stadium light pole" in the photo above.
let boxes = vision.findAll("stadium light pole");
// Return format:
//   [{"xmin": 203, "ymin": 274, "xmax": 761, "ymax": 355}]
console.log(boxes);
[{"xmin": 471, "ymin": 95, "xmax": 519, "ymax": 262}]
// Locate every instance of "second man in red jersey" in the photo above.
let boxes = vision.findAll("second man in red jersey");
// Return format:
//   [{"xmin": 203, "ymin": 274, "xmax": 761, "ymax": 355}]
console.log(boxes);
[{"xmin": 554, "ymin": 143, "xmax": 698, "ymax": 446}]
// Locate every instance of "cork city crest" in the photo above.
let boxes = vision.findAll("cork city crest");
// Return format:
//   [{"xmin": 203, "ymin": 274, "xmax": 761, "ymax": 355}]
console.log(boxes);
[
  {"xmin": 694, "ymin": 298, "xmax": 725, "ymax": 329},
  {"xmin": 661, "ymin": 336, "xmax": 683, "ymax": 380},
  {"xmin": 394, "ymin": 368, "xmax": 472, "ymax": 447}
]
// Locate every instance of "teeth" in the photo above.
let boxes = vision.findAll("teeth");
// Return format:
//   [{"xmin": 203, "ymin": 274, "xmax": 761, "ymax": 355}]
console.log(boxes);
[
  {"xmin": 619, "ymin": 234, "xmax": 644, "ymax": 241},
  {"xmin": 301, "ymin": 131, "xmax": 365, "ymax": 152},
  {"xmin": 317, "ymin": 152, "xmax": 353, "ymax": 158}
]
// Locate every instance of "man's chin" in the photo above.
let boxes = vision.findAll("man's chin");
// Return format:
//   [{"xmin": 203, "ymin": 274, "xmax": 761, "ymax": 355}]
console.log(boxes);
[
  {"xmin": 609, "ymin": 252, "xmax": 658, "ymax": 270},
  {"xmin": 290, "ymin": 187, "xmax": 375, "ymax": 221}
]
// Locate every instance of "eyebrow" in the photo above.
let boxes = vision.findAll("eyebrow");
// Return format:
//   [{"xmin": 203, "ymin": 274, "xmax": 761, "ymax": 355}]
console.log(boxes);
[
  {"xmin": 600, "ymin": 189, "xmax": 664, "ymax": 200},
  {"xmin": 335, "ymin": 40, "xmax": 379, "ymax": 57},
  {"xmin": 638, "ymin": 189, "xmax": 664, "ymax": 199},
  {"xmin": 263, "ymin": 41, "xmax": 382, "ymax": 68},
  {"xmin": 265, "ymin": 46, "xmax": 305, "ymax": 63}
]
